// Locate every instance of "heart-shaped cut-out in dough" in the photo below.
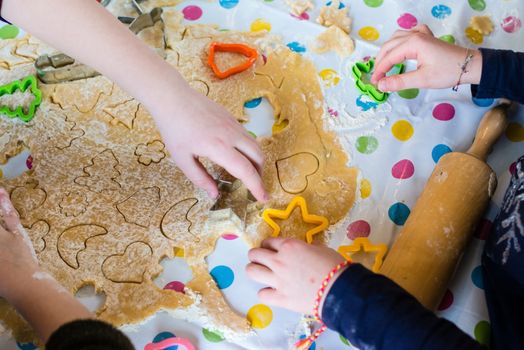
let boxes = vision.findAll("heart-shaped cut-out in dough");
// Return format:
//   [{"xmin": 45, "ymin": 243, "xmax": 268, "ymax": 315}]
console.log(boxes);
[
  {"xmin": 10, "ymin": 180, "xmax": 47, "ymax": 219},
  {"xmin": 506, "ymin": 122, "xmax": 524, "ymax": 142},
  {"xmin": 102, "ymin": 242, "xmax": 153, "ymax": 283},
  {"xmin": 276, "ymin": 152, "xmax": 320, "ymax": 194}
]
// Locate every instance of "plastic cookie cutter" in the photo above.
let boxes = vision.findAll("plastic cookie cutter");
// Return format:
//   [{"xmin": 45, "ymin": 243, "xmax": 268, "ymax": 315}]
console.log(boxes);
[
  {"xmin": 144, "ymin": 337, "xmax": 195, "ymax": 350},
  {"xmin": 262, "ymin": 196, "xmax": 329, "ymax": 244},
  {"xmin": 338, "ymin": 237, "xmax": 388, "ymax": 273},
  {"xmin": 208, "ymin": 42, "xmax": 258, "ymax": 79},
  {"xmin": 0, "ymin": 75, "xmax": 42, "ymax": 123},
  {"xmin": 351, "ymin": 57, "xmax": 404, "ymax": 104},
  {"xmin": 35, "ymin": 53, "xmax": 100, "ymax": 84}
]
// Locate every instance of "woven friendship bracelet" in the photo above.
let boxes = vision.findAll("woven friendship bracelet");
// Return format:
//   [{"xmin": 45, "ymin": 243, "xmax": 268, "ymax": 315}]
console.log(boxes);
[{"xmin": 295, "ymin": 260, "xmax": 350, "ymax": 349}]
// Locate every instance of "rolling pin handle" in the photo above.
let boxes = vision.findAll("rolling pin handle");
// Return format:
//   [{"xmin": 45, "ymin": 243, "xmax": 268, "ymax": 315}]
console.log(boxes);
[{"xmin": 467, "ymin": 100, "xmax": 511, "ymax": 161}]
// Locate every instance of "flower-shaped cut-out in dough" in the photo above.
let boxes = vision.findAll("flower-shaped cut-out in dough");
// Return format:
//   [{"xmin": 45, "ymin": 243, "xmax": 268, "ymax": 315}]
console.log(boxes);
[{"xmin": 135, "ymin": 140, "xmax": 167, "ymax": 166}]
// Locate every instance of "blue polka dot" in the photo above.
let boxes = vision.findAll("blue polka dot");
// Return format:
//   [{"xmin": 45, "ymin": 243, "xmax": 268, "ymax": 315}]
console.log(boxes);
[
  {"xmin": 326, "ymin": 0, "xmax": 345, "ymax": 8},
  {"xmin": 471, "ymin": 266, "xmax": 484, "ymax": 289},
  {"xmin": 210, "ymin": 265, "xmax": 235, "ymax": 289},
  {"xmin": 16, "ymin": 343, "xmax": 37, "ymax": 350},
  {"xmin": 356, "ymin": 95, "xmax": 378, "ymax": 111},
  {"xmin": 432, "ymin": 144, "xmax": 452, "ymax": 163},
  {"xmin": 431, "ymin": 4, "xmax": 452, "ymax": 19},
  {"xmin": 472, "ymin": 97, "xmax": 494, "ymax": 107},
  {"xmin": 287, "ymin": 41, "xmax": 306, "ymax": 54},
  {"xmin": 299, "ymin": 335, "xmax": 317, "ymax": 350},
  {"xmin": 388, "ymin": 203, "xmax": 411, "ymax": 225},
  {"xmin": 244, "ymin": 97, "xmax": 262, "ymax": 108},
  {"xmin": 153, "ymin": 332, "xmax": 178, "ymax": 350},
  {"xmin": 219, "ymin": 0, "xmax": 239, "ymax": 9}
]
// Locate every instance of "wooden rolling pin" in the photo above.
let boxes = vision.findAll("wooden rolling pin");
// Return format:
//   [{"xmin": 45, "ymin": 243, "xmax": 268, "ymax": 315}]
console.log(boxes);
[{"xmin": 379, "ymin": 101, "xmax": 511, "ymax": 310}]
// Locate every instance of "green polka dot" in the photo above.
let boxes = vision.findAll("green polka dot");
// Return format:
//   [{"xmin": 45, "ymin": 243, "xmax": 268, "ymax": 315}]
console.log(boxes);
[
  {"xmin": 202, "ymin": 328, "xmax": 225, "ymax": 342},
  {"xmin": 439, "ymin": 34, "xmax": 456, "ymax": 44},
  {"xmin": 0, "ymin": 25, "xmax": 20, "ymax": 40},
  {"xmin": 248, "ymin": 131, "xmax": 257, "ymax": 138},
  {"xmin": 468, "ymin": 0, "xmax": 486, "ymax": 11},
  {"xmin": 474, "ymin": 321, "xmax": 490, "ymax": 346},
  {"xmin": 356, "ymin": 136, "xmax": 379, "ymax": 154},
  {"xmin": 398, "ymin": 88, "xmax": 420, "ymax": 99},
  {"xmin": 363, "ymin": 0, "xmax": 383, "ymax": 7},
  {"xmin": 340, "ymin": 335, "xmax": 351, "ymax": 346}
]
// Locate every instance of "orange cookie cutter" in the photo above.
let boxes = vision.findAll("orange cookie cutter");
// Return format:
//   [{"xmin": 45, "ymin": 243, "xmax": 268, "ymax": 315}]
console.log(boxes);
[
  {"xmin": 208, "ymin": 42, "xmax": 258, "ymax": 79},
  {"xmin": 262, "ymin": 196, "xmax": 329, "ymax": 244},
  {"xmin": 338, "ymin": 237, "xmax": 388, "ymax": 273}
]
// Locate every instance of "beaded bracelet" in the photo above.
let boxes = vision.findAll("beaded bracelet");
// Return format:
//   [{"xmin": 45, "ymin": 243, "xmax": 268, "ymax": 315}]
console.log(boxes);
[
  {"xmin": 452, "ymin": 48, "xmax": 474, "ymax": 92},
  {"xmin": 295, "ymin": 260, "xmax": 350, "ymax": 350}
]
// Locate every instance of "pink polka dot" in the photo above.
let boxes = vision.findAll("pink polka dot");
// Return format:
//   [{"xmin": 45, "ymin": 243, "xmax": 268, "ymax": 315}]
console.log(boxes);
[
  {"xmin": 437, "ymin": 289, "xmax": 454, "ymax": 311},
  {"xmin": 397, "ymin": 13, "xmax": 418, "ymax": 29},
  {"xmin": 222, "ymin": 233, "xmax": 238, "ymax": 240},
  {"xmin": 291, "ymin": 12, "xmax": 310, "ymax": 21},
  {"xmin": 432, "ymin": 103, "xmax": 455, "ymax": 121},
  {"xmin": 510, "ymin": 162, "xmax": 517, "ymax": 175},
  {"xmin": 182, "ymin": 5, "xmax": 203, "ymax": 21},
  {"xmin": 474, "ymin": 218, "xmax": 492, "ymax": 240},
  {"xmin": 164, "ymin": 281, "xmax": 185, "ymax": 294},
  {"xmin": 501, "ymin": 16, "xmax": 522, "ymax": 33},
  {"xmin": 26, "ymin": 155, "xmax": 33, "ymax": 170},
  {"xmin": 391, "ymin": 159, "xmax": 415, "ymax": 179},
  {"xmin": 346, "ymin": 220, "xmax": 371, "ymax": 240}
]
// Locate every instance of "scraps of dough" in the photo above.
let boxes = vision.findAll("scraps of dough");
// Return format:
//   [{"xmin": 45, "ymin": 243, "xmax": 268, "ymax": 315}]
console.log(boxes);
[{"xmin": 0, "ymin": 3, "xmax": 357, "ymax": 344}]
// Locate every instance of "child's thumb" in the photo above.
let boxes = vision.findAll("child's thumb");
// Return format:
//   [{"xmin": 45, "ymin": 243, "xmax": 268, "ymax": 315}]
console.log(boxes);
[{"xmin": 378, "ymin": 71, "xmax": 421, "ymax": 92}]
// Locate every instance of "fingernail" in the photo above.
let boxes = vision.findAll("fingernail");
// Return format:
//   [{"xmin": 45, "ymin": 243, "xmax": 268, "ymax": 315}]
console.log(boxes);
[
  {"xmin": 378, "ymin": 80, "xmax": 387, "ymax": 92},
  {"xmin": 207, "ymin": 190, "xmax": 218, "ymax": 200}
]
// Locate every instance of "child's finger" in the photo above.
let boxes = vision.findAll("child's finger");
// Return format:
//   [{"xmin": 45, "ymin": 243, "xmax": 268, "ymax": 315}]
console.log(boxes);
[
  {"xmin": 245, "ymin": 262, "xmax": 275, "ymax": 287},
  {"xmin": 378, "ymin": 70, "xmax": 425, "ymax": 92},
  {"xmin": 257, "ymin": 287, "xmax": 284, "ymax": 307},
  {"xmin": 412, "ymin": 24, "xmax": 434, "ymax": 36},
  {"xmin": 235, "ymin": 136, "xmax": 265, "ymax": 175},
  {"xmin": 172, "ymin": 154, "xmax": 219, "ymax": 199},
  {"xmin": 208, "ymin": 146, "xmax": 267, "ymax": 202},
  {"xmin": 372, "ymin": 42, "xmax": 418, "ymax": 84},
  {"xmin": 373, "ymin": 37, "xmax": 410, "ymax": 82},
  {"xmin": 0, "ymin": 188, "xmax": 20, "ymax": 233},
  {"xmin": 248, "ymin": 247, "xmax": 277, "ymax": 267},
  {"xmin": 260, "ymin": 237, "xmax": 289, "ymax": 251}
]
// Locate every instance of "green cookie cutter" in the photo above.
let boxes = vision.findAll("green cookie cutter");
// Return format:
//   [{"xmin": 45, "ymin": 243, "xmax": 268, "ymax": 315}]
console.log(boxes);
[
  {"xmin": 351, "ymin": 58, "xmax": 404, "ymax": 104},
  {"xmin": 0, "ymin": 75, "xmax": 42, "ymax": 122}
]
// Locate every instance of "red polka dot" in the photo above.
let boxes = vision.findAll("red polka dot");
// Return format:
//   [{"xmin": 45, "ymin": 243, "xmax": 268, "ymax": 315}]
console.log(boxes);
[
  {"xmin": 501, "ymin": 16, "xmax": 522, "ymax": 33},
  {"xmin": 510, "ymin": 162, "xmax": 517, "ymax": 175},
  {"xmin": 291, "ymin": 12, "xmax": 310, "ymax": 20},
  {"xmin": 474, "ymin": 219, "xmax": 492, "ymax": 240},
  {"xmin": 164, "ymin": 281, "xmax": 185, "ymax": 293},
  {"xmin": 397, "ymin": 13, "xmax": 418, "ymax": 29},
  {"xmin": 433, "ymin": 103, "xmax": 455, "ymax": 121},
  {"xmin": 222, "ymin": 233, "xmax": 238, "ymax": 240},
  {"xmin": 437, "ymin": 289, "xmax": 454, "ymax": 311},
  {"xmin": 182, "ymin": 5, "xmax": 203, "ymax": 21},
  {"xmin": 26, "ymin": 155, "xmax": 33, "ymax": 170},
  {"xmin": 391, "ymin": 159, "xmax": 415, "ymax": 179},
  {"xmin": 346, "ymin": 220, "xmax": 371, "ymax": 240}
]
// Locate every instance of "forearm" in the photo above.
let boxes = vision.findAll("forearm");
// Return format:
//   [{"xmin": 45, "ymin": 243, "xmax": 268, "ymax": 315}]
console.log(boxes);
[
  {"xmin": 2, "ymin": 0, "xmax": 188, "ymax": 117},
  {"xmin": 322, "ymin": 264, "xmax": 485, "ymax": 350},
  {"xmin": 6, "ymin": 271, "xmax": 92, "ymax": 344}
]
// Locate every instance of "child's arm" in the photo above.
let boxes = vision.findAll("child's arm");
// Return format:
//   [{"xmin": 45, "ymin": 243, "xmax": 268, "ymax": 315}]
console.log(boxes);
[
  {"xmin": 0, "ymin": 188, "xmax": 132, "ymax": 348},
  {"xmin": 1, "ymin": 0, "xmax": 267, "ymax": 202},
  {"xmin": 371, "ymin": 25, "xmax": 524, "ymax": 104},
  {"xmin": 247, "ymin": 238, "xmax": 486, "ymax": 350}
]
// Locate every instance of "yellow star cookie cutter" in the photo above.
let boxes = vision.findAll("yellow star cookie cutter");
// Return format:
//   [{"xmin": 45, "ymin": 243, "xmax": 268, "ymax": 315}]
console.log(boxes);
[
  {"xmin": 338, "ymin": 237, "xmax": 388, "ymax": 273},
  {"xmin": 262, "ymin": 196, "xmax": 329, "ymax": 244}
]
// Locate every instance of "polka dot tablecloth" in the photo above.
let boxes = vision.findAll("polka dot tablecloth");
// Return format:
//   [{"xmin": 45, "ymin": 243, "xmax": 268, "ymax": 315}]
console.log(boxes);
[{"xmin": 1, "ymin": 0, "xmax": 524, "ymax": 349}]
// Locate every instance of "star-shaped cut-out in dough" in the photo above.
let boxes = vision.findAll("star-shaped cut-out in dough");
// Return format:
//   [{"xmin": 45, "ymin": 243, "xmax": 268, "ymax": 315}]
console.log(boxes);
[
  {"xmin": 262, "ymin": 196, "xmax": 329, "ymax": 244},
  {"xmin": 338, "ymin": 237, "xmax": 387, "ymax": 273}
]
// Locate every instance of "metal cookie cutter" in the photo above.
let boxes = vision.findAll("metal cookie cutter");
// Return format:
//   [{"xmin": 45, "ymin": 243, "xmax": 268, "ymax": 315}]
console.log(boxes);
[
  {"xmin": 35, "ymin": 53, "xmax": 100, "ymax": 84},
  {"xmin": 338, "ymin": 237, "xmax": 388, "ymax": 273},
  {"xmin": 210, "ymin": 178, "xmax": 257, "ymax": 229},
  {"xmin": 262, "ymin": 196, "xmax": 329, "ymax": 244},
  {"xmin": 351, "ymin": 58, "xmax": 404, "ymax": 104}
]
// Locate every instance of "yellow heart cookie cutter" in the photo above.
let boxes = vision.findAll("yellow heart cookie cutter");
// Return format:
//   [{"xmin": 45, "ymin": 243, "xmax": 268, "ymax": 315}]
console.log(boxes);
[
  {"xmin": 338, "ymin": 237, "xmax": 388, "ymax": 273},
  {"xmin": 262, "ymin": 196, "xmax": 329, "ymax": 244}
]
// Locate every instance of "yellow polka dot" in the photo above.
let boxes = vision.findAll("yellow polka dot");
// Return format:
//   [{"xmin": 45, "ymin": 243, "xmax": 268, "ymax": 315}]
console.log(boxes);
[
  {"xmin": 272, "ymin": 119, "xmax": 289, "ymax": 135},
  {"xmin": 175, "ymin": 248, "xmax": 184, "ymax": 257},
  {"xmin": 465, "ymin": 27, "xmax": 483, "ymax": 45},
  {"xmin": 358, "ymin": 26, "xmax": 380, "ymax": 41},
  {"xmin": 319, "ymin": 69, "xmax": 340, "ymax": 87},
  {"xmin": 391, "ymin": 120, "xmax": 414, "ymax": 141},
  {"xmin": 360, "ymin": 179, "xmax": 372, "ymax": 199},
  {"xmin": 247, "ymin": 304, "xmax": 273, "ymax": 329},
  {"xmin": 250, "ymin": 18, "xmax": 271, "ymax": 32}
]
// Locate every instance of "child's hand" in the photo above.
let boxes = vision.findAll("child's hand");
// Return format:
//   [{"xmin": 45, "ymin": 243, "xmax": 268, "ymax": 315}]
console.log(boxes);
[
  {"xmin": 153, "ymin": 87, "xmax": 267, "ymax": 202},
  {"xmin": 371, "ymin": 25, "xmax": 482, "ymax": 92},
  {"xmin": 0, "ymin": 188, "xmax": 40, "ymax": 300},
  {"xmin": 246, "ymin": 238, "xmax": 346, "ymax": 315}
]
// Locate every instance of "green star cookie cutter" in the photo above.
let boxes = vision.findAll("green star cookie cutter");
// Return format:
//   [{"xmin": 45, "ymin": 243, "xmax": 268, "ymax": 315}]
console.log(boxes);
[
  {"xmin": 0, "ymin": 75, "xmax": 42, "ymax": 122},
  {"xmin": 351, "ymin": 58, "xmax": 404, "ymax": 104}
]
